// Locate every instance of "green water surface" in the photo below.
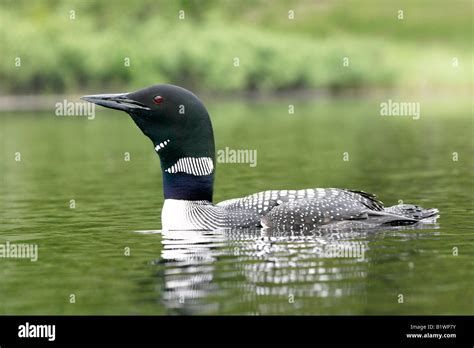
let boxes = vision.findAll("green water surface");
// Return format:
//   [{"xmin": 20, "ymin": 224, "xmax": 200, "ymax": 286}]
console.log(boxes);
[{"xmin": 0, "ymin": 97, "xmax": 472, "ymax": 314}]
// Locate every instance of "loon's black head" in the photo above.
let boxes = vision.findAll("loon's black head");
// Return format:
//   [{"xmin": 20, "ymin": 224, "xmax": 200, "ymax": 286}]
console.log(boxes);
[{"xmin": 81, "ymin": 84, "xmax": 215, "ymax": 201}]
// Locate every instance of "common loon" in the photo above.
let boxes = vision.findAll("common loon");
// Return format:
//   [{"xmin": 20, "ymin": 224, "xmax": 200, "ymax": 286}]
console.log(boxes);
[{"xmin": 82, "ymin": 84, "xmax": 439, "ymax": 231}]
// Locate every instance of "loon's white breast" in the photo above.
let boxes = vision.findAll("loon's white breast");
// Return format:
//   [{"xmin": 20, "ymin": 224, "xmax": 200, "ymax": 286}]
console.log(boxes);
[{"xmin": 161, "ymin": 199, "xmax": 224, "ymax": 230}]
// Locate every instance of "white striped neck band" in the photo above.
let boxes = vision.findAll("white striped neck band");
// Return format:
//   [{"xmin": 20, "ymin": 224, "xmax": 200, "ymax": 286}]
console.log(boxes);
[{"xmin": 164, "ymin": 157, "xmax": 214, "ymax": 176}]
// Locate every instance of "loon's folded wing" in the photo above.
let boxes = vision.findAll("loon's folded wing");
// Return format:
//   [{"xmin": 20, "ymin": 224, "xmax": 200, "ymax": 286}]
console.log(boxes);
[
  {"xmin": 260, "ymin": 196, "xmax": 371, "ymax": 231},
  {"xmin": 217, "ymin": 188, "xmax": 383, "ymax": 214},
  {"xmin": 261, "ymin": 197, "xmax": 438, "ymax": 232}
]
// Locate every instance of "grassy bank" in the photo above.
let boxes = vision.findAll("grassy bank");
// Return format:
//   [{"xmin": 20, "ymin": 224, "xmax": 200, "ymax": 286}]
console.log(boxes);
[{"xmin": 0, "ymin": 0, "xmax": 472, "ymax": 94}]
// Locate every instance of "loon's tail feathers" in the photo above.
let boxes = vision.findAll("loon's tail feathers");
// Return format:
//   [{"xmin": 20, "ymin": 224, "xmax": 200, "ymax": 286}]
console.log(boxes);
[{"xmin": 382, "ymin": 204, "xmax": 439, "ymax": 224}]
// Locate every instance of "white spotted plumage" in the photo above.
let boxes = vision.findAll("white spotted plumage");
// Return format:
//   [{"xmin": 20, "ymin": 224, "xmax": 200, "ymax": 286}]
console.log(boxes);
[{"xmin": 162, "ymin": 188, "xmax": 438, "ymax": 231}]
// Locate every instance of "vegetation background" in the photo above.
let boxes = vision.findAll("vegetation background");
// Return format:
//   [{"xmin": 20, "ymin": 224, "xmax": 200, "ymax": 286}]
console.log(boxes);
[{"xmin": 1, "ymin": 0, "xmax": 472, "ymax": 95}]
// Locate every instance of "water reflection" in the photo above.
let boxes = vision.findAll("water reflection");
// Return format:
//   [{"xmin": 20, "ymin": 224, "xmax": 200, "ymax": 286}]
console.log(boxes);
[{"xmin": 151, "ymin": 223, "xmax": 439, "ymax": 314}]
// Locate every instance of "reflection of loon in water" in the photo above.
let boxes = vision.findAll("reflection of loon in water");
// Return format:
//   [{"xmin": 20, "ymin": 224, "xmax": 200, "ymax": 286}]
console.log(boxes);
[
  {"xmin": 83, "ymin": 84, "xmax": 439, "ymax": 231},
  {"xmin": 146, "ymin": 223, "xmax": 439, "ymax": 314}
]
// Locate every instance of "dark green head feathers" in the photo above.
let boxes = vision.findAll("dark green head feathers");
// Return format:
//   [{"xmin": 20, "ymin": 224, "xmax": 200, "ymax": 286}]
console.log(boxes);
[{"xmin": 82, "ymin": 84, "xmax": 215, "ymax": 201}]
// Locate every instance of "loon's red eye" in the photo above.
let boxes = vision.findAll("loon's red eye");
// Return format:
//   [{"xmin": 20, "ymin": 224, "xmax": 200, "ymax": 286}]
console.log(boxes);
[{"xmin": 153, "ymin": 96, "xmax": 164, "ymax": 104}]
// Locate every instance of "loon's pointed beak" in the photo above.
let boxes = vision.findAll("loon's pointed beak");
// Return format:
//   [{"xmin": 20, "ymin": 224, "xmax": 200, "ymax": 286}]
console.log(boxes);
[{"xmin": 81, "ymin": 93, "xmax": 150, "ymax": 112}]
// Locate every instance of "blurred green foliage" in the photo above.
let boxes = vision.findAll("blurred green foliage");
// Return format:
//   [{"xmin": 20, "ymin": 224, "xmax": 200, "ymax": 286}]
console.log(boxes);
[{"xmin": 0, "ymin": 0, "xmax": 472, "ymax": 94}]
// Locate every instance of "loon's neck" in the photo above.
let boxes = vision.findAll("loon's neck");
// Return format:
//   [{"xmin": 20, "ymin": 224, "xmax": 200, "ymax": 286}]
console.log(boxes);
[
  {"xmin": 162, "ymin": 171, "xmax": 214, "ymax": 201},
  {"xmin": 157, "ymin": 144, "xmax": 216, "ymax": 202},
  {"xmin": 146, "ymin": 94, "xmax": 216, "ymax": 202}
]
